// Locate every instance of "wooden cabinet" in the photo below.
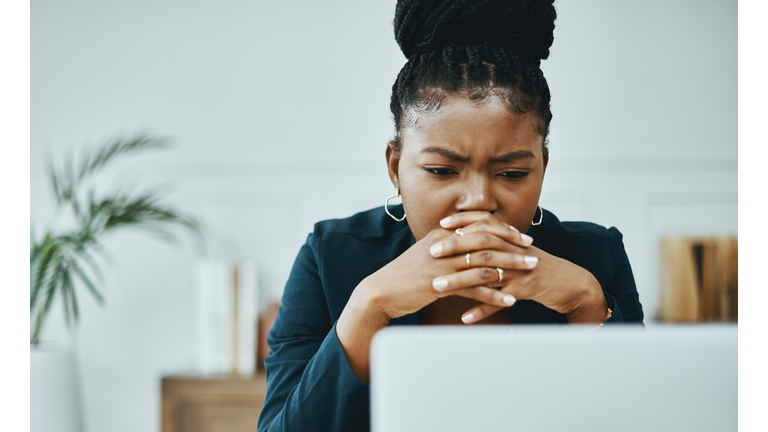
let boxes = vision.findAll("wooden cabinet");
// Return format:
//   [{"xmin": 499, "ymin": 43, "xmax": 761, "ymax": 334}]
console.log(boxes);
[{"xmin": 162, "ymin": 374, "xmax": 267, "ymax": 432}]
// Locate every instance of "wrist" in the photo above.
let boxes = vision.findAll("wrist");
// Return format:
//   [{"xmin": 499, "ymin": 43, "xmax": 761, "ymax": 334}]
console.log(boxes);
[
  {"xmin": 565, "ymin": 272, "xmax": 608, "ymax": 324},
  {"xmin": 336, "ymin": 279, "xmax": 391, "ymax": 384},
  {"xmin": 340, "ymin": 278, "xmax": 391, "ymax": 332}
]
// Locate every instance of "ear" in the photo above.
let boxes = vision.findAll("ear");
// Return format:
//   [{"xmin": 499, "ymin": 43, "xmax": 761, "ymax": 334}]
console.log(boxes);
[{"xmin": 386, "ymin": 141, "xmax": 401, "ymax": 190}]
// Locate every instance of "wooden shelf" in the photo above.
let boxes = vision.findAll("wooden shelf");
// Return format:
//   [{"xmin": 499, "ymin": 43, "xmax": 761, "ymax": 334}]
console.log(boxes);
[{"xmin": 162, "ymin": 373, "xmax": 267, "ymax": 432}]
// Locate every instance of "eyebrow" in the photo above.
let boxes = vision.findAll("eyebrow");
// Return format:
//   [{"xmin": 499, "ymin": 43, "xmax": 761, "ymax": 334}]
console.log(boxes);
[
  {"xmin": 421, "ymin": 147, "xmax": 469, "ymax": 162},
  {"xmin": 489, "ymin": 150, "xmax": 536, "ymax": 163},
  {"xmin": 421, "ymin": 147, "xmax": 536, "ymax": 163}
]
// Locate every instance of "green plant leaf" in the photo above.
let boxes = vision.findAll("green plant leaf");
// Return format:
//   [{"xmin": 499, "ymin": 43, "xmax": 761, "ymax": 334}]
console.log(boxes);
[
  {"xmin": 69, "ymin": 275, "xmax": 80, "ymax": 321},
  {"xmin": 31, "ymin": 308, "xmax": 45, "ymax": 345},
  {"xmin": 31, "ymin": 237, "xmax": 60, "ymax": 311},
  {"xmin": 85, "ymin": 238, "xmax": 115, "ymax": 265},
  {"xmin": 74, "ymin": 247, "xmax": 105, "ymax": 284},
  {"xmin": 77, "ymin": 133, "xmax": 169, "ymax": 185},
  {"xmin": 32, "ymin": 131, "xmax": 202, "ymax": 344},
  {"xmin": 70, "ymin": 259, "xmax": 104, "ymax": 305},
  {"xmin": 31, "ymin": 263, "xmax": 63, "ymax": 342},
  {"xmin": 61, "ymin": 270, "xmax": 72, "ymax": 326},
  {"xmin": 30, "ymin": 238, "xmax": 44, "ymax": 265},
  {"xmin": 50, "ymin": 164, "xmax": 63, "ymax": 205}
]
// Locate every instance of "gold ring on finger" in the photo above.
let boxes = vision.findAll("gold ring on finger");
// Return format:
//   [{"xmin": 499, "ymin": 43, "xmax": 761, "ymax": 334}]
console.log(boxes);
[
  {"xmin": 465, "ymin": 253, "xmax": 471, "ymax": 269},
  {"xmin": 497, "ymin": 268, "xmax": 504, "ymax": 284}
]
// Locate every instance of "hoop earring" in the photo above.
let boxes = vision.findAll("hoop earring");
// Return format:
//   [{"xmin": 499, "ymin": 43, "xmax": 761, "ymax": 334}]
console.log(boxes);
[
  {"xmin": 531, "ymin": 205, "xmax": 543, "ymax": 226},
  {"xmin": 385, "ymin": 188, "xmax": 406, "ymax": 222}
]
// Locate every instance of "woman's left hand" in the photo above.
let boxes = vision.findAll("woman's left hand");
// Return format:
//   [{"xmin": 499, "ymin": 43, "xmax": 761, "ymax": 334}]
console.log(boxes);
[{"xmin": 434, "ymin": 212, "xmax": 608, "ymax": 324}]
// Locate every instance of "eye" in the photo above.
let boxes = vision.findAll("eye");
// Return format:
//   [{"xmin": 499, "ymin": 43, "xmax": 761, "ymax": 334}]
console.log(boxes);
[
  {"xmin": 424, "ymin": 167, "xmax": 458, "ymax": 177},
  {"xmin": 498, "ymin": 171, "xmax": 529, "ymax": 179}
]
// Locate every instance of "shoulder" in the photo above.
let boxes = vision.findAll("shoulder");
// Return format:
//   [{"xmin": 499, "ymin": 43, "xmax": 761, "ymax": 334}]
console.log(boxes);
[
  {"xmin": 310, "ymin": 204, "xmax": 412, "ymax": 245},
  {"xmin": 530, "ymin": 208, "xmax": 625, "ymax": 270},
  {"xmin": 302, "ymin": 205, "xmax": 414, "ymax": 319},
  {"xmin": 532, "ymin": 208, "xmax": 623, "ymax": 241}
]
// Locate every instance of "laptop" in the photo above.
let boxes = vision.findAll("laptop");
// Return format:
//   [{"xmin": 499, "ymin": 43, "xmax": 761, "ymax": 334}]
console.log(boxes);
[{"xmin": 370, "ymin": 325, "xmax": 736, "ymax": 432}]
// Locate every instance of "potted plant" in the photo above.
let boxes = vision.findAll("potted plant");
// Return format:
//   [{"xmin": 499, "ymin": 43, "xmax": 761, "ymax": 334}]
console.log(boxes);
[{"xmin": 30, "ymin": 132, "xmax": 201, "ymax": 432}]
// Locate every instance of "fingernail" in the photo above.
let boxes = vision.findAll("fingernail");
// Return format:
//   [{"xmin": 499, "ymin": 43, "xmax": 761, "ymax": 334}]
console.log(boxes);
[
  {"xmin": 430, "ymin": 243, "xmax": 443, "ymax": 256},
  {"xmin": 433, "ymin": 277, "xmax": 448, "ymax": 291},
  {"xmin": 524, "ymin": 256, "xmax": 538, "ymax": 268},
  {"xmin": 521, "ymin": 234, "xmax": 534, "ymax": 245},
  {"xmin": 503, "ymin": 295, "xmax": 516, "ymax": 306},
  {"xmin": 509, "ymin": 224, "xmax": 519, "ymax": 232},
  {"xmin": 461, "ymin": 313, "xmax": 474, "ymax": 323},
  {"xmin": 440, "ymin": 216, "xmax": 451, "ymax": 227}
]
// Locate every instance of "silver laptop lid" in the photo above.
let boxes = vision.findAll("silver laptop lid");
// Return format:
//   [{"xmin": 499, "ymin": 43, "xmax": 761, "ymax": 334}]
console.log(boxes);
[{"xmin": 371, "ymin": 325, "xmax": 736, "ymax": 432}]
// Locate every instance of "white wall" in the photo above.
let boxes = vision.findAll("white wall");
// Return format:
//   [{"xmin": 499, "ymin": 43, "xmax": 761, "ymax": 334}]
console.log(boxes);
[{"xmin": 30, "ymin": 1, "xmax": 736, "ymax": 431}]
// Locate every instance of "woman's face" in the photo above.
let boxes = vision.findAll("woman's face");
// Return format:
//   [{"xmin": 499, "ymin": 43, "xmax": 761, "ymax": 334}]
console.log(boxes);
[{"xmin": 387, "ymin": 95, "xmax": 548, "ymax": 242}]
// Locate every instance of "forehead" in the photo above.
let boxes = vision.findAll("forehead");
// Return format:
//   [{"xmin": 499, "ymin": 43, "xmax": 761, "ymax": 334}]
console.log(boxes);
[{"xmin": 401, "ymin": 95, "xmax": 543, "ymax": 157}]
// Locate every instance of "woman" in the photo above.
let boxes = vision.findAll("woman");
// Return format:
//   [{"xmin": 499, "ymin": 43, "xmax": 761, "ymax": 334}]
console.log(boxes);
[{"xmin": 258, "ymin": 1, "xmax": 644, "ymax": 431}]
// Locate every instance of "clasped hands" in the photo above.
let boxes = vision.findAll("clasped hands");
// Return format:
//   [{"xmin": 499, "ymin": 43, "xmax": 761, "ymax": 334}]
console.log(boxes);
[
  {"xmin": 361, "ymin": 211, "xmax": 607, "ymax": 325},
  {"xmin": 429, "ymin": 211, "xmax": 538, "ymax": 323}
]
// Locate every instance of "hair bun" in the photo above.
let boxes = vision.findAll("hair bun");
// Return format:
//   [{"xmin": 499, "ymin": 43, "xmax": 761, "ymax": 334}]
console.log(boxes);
[{"xmin": 394, "ymin": 0, "xmax": 557, "ymax": 60}]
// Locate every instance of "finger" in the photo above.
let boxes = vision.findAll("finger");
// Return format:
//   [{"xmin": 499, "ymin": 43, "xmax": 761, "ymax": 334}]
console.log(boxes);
[
  {"xmin": 461, "ymin": 303, "xmax": 505, "ymax": 324},
  {"xmin": 450, "ymin": 286, "xmax": 517, "ymax": 308},
  {"xmin": 430, "ymin": 231, "xmax": 529, "ymax": 258},
  {"xmin": 458, "ymin": 220, "xmax": 533, "ymax": 249},
  {"xmin": 439, "ymin": 212, "xmax": 498, "ymax": 229},
  {"xmin": 440, "ymin": 212, "xmax": 534, "ymax": 247},
  {"xmin": 433, "ymin": 264, "xmax": 534, "ymax": 293},
  {"xmin": 448, "ymin": 250, "xmax": 538, "ymax": 275}
]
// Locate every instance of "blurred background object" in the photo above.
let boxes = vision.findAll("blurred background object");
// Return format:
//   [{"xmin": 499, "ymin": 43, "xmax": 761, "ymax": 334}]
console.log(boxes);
[
  {"xmin": 30, "ymin": 133, "xmax": 201, "ymax": 432},
  {"xmin": 193, "ymin": 261, "xmax": 259, "ymax": 375},
  {"xmin": 257, "ymin": 301, "xmax": 281, "ymax": 373},
  {"xmin": 30, "ymin": 342, "xmax": 84, "ymax": 432},
  {"xmin": 30, "ymin": 0, "xmax": 736, "ymax": 431},
  {"xmin": 30, "ymin": 133, "xmax": 201, "ymax": 345},
  {"xmin": 658, "ymin": 237, "xmax": 738, "ymax": 323}
]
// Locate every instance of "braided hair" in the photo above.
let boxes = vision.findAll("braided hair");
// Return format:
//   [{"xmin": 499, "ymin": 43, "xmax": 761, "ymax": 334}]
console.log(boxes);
[{"xmin": 390, "ymin": 0, "xmax": 557, "ymax": 155}]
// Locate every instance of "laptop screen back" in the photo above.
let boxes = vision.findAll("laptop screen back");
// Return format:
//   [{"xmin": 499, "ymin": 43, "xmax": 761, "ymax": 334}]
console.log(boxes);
[{"xmin": 370, "ymin": 325, "xmax": 736, "ymax": 432}]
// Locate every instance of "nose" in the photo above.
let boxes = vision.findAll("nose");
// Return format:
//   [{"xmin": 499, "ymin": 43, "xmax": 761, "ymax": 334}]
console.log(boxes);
[{"xmin": 455, "ymin": 173, "xmax": 497, "ymax": 213}]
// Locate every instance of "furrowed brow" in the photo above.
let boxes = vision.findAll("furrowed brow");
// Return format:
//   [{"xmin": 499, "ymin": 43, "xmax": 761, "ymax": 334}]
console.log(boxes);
[
  {"xmin": 490, "ymin": 150, "xmax": 536, "ymax": 164},
  {"xmin": 421, "ymin": 147, "xmax": 470, "ymax": 162}
]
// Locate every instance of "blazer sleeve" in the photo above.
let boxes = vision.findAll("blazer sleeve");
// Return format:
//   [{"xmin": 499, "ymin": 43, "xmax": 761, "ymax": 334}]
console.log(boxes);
[
  {"xmin": 257, "ymin": 234, "xmax": 370, "ymax": 432},
  {"xmin": 602, "ymin": 227, "xmax": 645, "ymax": 325}
]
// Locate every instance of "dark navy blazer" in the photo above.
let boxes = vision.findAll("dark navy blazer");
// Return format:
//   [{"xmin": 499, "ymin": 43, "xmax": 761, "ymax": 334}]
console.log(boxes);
[{"xmin": 257, "ymin": 205, "xmax": 644, "ymax": 432}]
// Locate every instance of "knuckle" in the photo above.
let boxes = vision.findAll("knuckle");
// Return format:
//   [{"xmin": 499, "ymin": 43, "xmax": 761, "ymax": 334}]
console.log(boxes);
[
  {"xmin": 460, "ymin": 287, "xmax": 481, "ymax": 301},
  {"xmin": 448, "ymin": 237, "xmax": 458, "ymax": 250},
  {"xmin": 478, "ymin": 267, "xmax": 496, "ymax": 280},
  {"xmin": 477, "ymin": 233, "xmax": 492, "ymax": 245},
  {"xmin": 469, "ymin": 308, "xmax": 484, "ymax": 321},
  {"xmin": 479, "ymin": 250, "xmax": 493, "ymax": 263}
]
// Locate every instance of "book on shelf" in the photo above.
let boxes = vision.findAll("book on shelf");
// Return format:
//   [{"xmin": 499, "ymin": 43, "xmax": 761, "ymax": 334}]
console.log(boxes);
[
  {"xmin": 193, "ymin": 260, "xmax": 259, "ymax": 375},
  {"xmin": 658, "ymin": 236, "xmax": 737, "ymax": 323}
]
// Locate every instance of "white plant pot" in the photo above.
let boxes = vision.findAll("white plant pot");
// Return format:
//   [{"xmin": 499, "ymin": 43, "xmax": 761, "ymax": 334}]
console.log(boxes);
[{"xmin": 30, "ymin": 346, "xmax": 83, "ymax": 432}]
